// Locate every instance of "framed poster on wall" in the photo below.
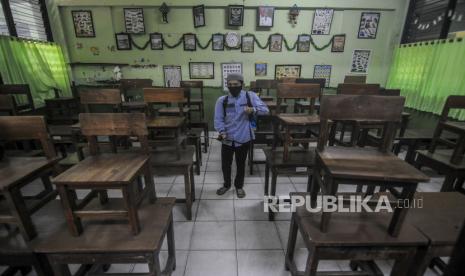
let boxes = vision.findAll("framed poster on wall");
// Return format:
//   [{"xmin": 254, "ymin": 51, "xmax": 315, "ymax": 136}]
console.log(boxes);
[
  {"xmin": 350, "ymin": 49, "xmax": 371, "ymax": 74},
  {"xmin": 221, "ymin": 63, "xmax": 243, "ymax": 91},
  {"xmin": 358, "ymin": 12, "xmax": 380, "ymax": 39},
  {"xmin": 275, "ymin": 64, "xmax": 301, "ymax": 80},
  {"xmin": 189, "ymin": 62, "xmax": 214, "ymax": 79},
  {"xmin": 228, "ymin": 5, "xmax": 244, "ymax": 26},
  {"xmin": 115, "ymin": 33, "xmax": 132, "ymax": 50},
  {"xmin": 124, "ymin": 8, "xmax": 145, "ymax": 34},
  {"xmin": 313, "ymin": 65, "xmax": 332, "ymax": 87},
  {"xmin": 311, "ymin": 9, "xmax": 334, "ymax": 35},
  {"xmin": 255, "ymin": 63, "xmax": 267, "ymax": 76},
  {"xmin": 257, "ymin": 6, "xmax": 274, "ymax": 27},
  {"xmin": 72, "ymin": 10, "xmax": 95, "ymax": 37},
  {"xmin": 163, "ymin": 65, "xmax": 182, "ymax": 88},
  {"xmin": 331, "ymin": 34, "xmax": 346, "ymax": 52}
]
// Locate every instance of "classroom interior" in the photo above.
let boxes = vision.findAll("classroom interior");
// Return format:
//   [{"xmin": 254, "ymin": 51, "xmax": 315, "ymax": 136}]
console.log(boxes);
[{"xmin": 0, "ymin": 0, "xmax": 465, "ymax": 275}]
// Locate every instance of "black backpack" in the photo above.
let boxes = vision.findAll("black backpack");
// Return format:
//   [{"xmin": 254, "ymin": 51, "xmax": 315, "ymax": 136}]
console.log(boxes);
[{"xmin": 222, "ymin": 91, "xmax": 253, "ymax": 119}]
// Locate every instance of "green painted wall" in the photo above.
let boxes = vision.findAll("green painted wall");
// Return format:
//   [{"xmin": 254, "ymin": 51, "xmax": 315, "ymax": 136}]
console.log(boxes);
[{"xmin": 46, "ymin": 0, "xmax": 409, "ymax": 88}]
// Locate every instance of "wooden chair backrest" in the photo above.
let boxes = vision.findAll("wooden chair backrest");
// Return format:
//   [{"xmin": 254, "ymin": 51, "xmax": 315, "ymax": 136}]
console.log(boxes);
[
  {"xmin": 80, "ymin": 89, "xmax": 122, "ymax": 113},
  {"xmin": 382, "ymin": 88, "xmax": 401, "ymax": 96},
  {"xmin": 0, "ymin": 94, "xmax": 17, "ymax": 115},
  {"xmin": 280, "ymin": 77, "xmax": 297, "ymax": 83},
  {"xmin": 181, "ymin": 80, "xmax": 204, "ymax": 99},
  {"xmin": 337, "ymin": 83, "xmax": 380, "ymax": 95},
  {"xmin": 344, "ymin": 75, "xmax": 367, "ymax": 84},
  {"xmin": 143, "ymin": 88, "xmax": 185, "ymax": 117},
  {"xmin": 439, "ymin": 95, "xmax": 465, "ymax": 120},
  {"xmin": 296, "ymin": 78, "xmax": 326, "ymax": 89},
  {"xmin": 277, "ymin": 83, "xmax": 321, "ymax": 115},
  {"xmin": 79, "ymin": 113, "xmax": 149, "ymax": 155},
  {"xmin": 255, "ymin": 79, "xmax": 278, "ymax": 90},
  {"xmin": 0, "ymin": 84, "xmax": 34, "ymax": 112},
  {"xmin": 0, "ymin": 116, "xmax": 56, "ymax": 159},
  {"xmin": 119, "ymin": 79, "xmax": 153, "ymax": 101},
  {"xmin": 318, "ymin": 95, "xmax": 405, "ymax": 152}
]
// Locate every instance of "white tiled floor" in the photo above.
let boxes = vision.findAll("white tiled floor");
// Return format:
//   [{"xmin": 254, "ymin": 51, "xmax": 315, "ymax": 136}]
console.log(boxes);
[{"xmin": 2, "ymin": 132, "xmax": 444, "ymax": 276}]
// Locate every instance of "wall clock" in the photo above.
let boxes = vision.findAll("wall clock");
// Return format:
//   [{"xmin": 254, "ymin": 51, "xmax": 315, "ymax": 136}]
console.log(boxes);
[{"xmin": 225, "ymin": 32, "xmax": 241, "ymax": 48}]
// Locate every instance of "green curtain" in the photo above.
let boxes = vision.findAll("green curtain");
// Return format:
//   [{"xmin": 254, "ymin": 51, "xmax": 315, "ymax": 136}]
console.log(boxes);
[
  {"xmin": 387, "ymin": 38, "xmax": 465, "ymax": 120},
  {"xmin": 0, "ymin": 36, "xmax": 71, "ymax": 107}
]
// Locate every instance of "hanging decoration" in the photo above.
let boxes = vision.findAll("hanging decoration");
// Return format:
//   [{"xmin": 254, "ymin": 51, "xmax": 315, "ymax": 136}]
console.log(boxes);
[
  {"xmin": 159, "ymin": 3, "xmax": 170, "ymax": 23},
  {"xmin": 126, "ymin": 32, "xmax": 339, "ymax": 52},
  {"xmin": 288, "ymin": 4, "xmax": 300, "ymax": 27}
]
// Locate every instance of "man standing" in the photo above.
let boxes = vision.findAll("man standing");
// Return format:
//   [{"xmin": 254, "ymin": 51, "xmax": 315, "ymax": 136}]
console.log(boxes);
[{"xmin": 214, "ymin": 74, "xmax": 269, "ymax": 198}]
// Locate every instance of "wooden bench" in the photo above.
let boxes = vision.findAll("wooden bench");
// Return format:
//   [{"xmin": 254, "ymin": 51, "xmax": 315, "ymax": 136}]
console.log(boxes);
[
  {"xmin": 0, "ymin": 84, "xmax": 35, "ymax": 114},
  {"xmin": 33, "ymin": 197, "xmax": 176, "ymax": 276},
  {"xmin": 0, "ymin": 116, "xmax": 59, "ymax": 241},
  {"xmin": 293, "ymin": 78, "xmax": 325, "ymax": 113},
  {"xmin": 80, "ymin": 88, "xmax": 122, "ymax": 113},
  {"xmin": 311, "ymin": 95, "xmax": 429, "ymax": 237},
  {"xmin": 415, "ymin": 95, "xmax": 465, "ymax": 192},
  {"xmin": 52, "ymin": 113, "xmax": 155, "ymax": 236},
  {"xmin": 285, "ymin": 192, "xmax": 428, "ymax": 276}
]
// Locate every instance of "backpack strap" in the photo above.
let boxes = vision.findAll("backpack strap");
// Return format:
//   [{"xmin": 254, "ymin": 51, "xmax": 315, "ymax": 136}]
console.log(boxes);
[
  {"xmin": 245, "ymin": 91, "xmax": 253, "ymax": 108},
  {"xmin": 222, "ymin": 95, "xmax": 229, "ymax": 118}
]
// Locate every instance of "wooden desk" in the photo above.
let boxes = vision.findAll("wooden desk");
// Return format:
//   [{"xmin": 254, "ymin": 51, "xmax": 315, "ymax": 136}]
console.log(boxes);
[
  {"xmin": 0, "ymin": 157, "xmax": 58, "ymax": 240},
  {"xmin": 407, "ymin": 192, "xmax": 465, "ymax": 275},
  {"xmin": 311, "ymin": 147, "xmax": 430, "ymax": 237},
  {"xmin": 147, "ymin": 116, "xmax": 186, "ymax": 160},
  {"xmin": 52, "ymin": 153, "xmax": 155, "ymax": 236},
  {"xmin": 34, "ymin": 198, "xmax": 176, "ymax": 276},
  {"xmin": 285, "ymin": 192, "xmax": 429, "ymax": 276},
  {"xmin": 121, "ymin": 101, "xmax": 147, "ymax": 113}
]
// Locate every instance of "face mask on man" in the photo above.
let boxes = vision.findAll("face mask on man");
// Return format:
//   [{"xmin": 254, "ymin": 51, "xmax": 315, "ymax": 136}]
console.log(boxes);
[{"xmin": 228, "ymin": 86, "xmax": 242, "ymax": 97}]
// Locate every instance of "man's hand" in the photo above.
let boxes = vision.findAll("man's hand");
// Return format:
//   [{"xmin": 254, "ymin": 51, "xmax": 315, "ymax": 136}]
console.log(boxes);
[
  {"xmin": 218, "ymin": 133, "xmax": 227, "ymax": 141},
  {"xmin": 244, "ymin": 107, "xmax": 254, "ymax": 115}
]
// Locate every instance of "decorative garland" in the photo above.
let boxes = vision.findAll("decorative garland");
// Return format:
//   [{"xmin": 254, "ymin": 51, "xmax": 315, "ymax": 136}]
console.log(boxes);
[{"xmin": 130, "ymin": 33, "xmax": 339, "ymax": 52}]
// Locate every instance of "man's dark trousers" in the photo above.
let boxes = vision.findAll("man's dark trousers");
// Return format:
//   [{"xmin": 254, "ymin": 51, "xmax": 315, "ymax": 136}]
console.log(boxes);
[{"xmin": 221, "ymin": 141, "xmax": 250, "ymax": 188}]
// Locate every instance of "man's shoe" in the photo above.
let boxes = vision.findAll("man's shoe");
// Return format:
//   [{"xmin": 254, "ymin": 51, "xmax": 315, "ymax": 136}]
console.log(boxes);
[
  {"xmin": 236, "ymin": 188, "xmax": 246, "ymax": 198},
  {"xmin": 216, "ymin": 186, "xmax": 230, "ymax": 195}
]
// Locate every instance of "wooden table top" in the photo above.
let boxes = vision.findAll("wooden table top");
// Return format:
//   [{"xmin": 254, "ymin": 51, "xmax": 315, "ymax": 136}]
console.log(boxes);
[
  {"xmin": 416, "ymin": 149, "xmax": 465, "ymax": 169},
  {"xmin": 0, "ymin": 200, "xmax": 64, "ymax": 254},
  {"xmin": 278, "ymin": 114, "xmax": 320, "ymax": 125},
  {"xmin": 319, "ymin": 147, "xmax": 430, "ymax": 183},
  {"xmin": 0, "ymin": 157, "xmax": 58, "ymax": 191},
  {"xmin": 33, "ymin": 198, "xmax": 176, "ymax": 254},
  {"xmin": 407, "ymin": 192, "xmax": 465, "ymax": 246},
  {"xmin": 52, "ymin": 153, "xmax": 149, "ymax": 186},
  {"xmin": 146, "ymin": 116, "xmax": 185, "ymax": 128},
  {"xmin": 291, "ymin": 193, "xmax": 428, "ymax": 247}
]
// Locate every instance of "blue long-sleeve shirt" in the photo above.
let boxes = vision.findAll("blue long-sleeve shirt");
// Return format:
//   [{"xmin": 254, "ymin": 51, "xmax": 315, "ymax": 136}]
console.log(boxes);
[{"xmin": 214, "ymin": 90, "xmax": 269, "ymax": 147}]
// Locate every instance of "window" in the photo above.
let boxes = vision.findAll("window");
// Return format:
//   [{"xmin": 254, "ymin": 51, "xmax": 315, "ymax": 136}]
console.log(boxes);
[
  {"xmin": 0, "ymin": 0, "xmax": 52, "ymax": 41},
  {"xmin": 0, "ymin": 1, "xmax": 9, "ymax": 35}
]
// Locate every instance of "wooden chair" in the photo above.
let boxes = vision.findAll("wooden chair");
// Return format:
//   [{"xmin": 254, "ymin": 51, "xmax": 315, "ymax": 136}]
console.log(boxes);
[
  {"xmin": 280, "ymin": 77, "xmax": 297, "ymax": 83},
  {"xmin": 285, "ymin": 192, "xmax": 428, "ymax": 276},
  {"xmin": 144, "ymin": 88, "xmax": 187, "ymax": 160},
  {"xmin": 274, "ymin": 83, "xmax": 321, "ymax": 161},
  {"xmin": 343, "ymin": 75, "xmax": 367, "ymax": 83},
  {"xmin": 52, "ymin": 113, "xmax": 155, "ymax": 236},
  {"xmin": 311, "ymin": 95, "xmax": 429, "ymax": 237},
  {"xmin": 0, "ymin": 94, "xmax": 17, "ymax": 115},
  {"xmin": 34, "ymin": 198, "xmax": 176, "ymax": 276},
  {"xmin": 255, "ymin": 79, "xmax": 278, "ymax": 101},
  {"xmin": 119, "ymin": 78, "xmax": 153, "ymax": 101},
  {"xmin": 415, "ymin": 95, "xmax": 465, "ymax": 192},
  {"xmin": 0, "ymin": 84, "xmax": 34, "ymax": 113},
  {"xmin": 79, "ymin": 88, "xmax": 122, "ymax": 113},
  {"xmin": 181, "ymin": 80, "xmax": 205, "ymax": 119},
  {"xmin": 294, "ymin": 78, "xmax": 325, "ymax": 113},
  {"xmin": 336, "ymin": 83, "xmax": 380, "ymax": 95},
  {"xmin": 0, "ymin": 116, "xmax": 59, "ymax": 240}
]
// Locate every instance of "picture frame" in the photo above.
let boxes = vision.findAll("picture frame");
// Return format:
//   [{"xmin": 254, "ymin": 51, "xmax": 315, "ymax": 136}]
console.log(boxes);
[
  {"xmin": 221, "ymin": 62, "xmax": 242, "ymax": 91},
  {"xmin": 350, "ymin": 49, "xmax": 371, "ymax": 74},
  {"xmin": 72, "ymin": 10, "xmax": 95, "ymax": 38},
  {"xmin": 255, "ymin": 63, "xmax": 267, "ymax": 77},
  {"xmin": 212, "ymin": 34, "xmax": 224, "ymax": 51},
  {"xmin": 163, "ymin": 65, "xmax": 182, "ymax": 88},
  {"xmin": 115, "ymin": 33, "xmax": 132, "ymax": 50},
  {"xmin": 183, "ymin": 34, "xmax": 197, "ymax": 51},
  {"xmin": 331, "ymin": 34, "xmax": 346, "ymax": 52},
  {"xmin": 313, "ymin": 65, "xmax": 332, "ymax": 88},
  {"xmin": 257, "ymin": 6, "xmax": 274, "ymax": 27},
  {"xmin": 228, "ymin": 5, "xmax": 244, "ymax": 26},
  {"xmin": 124, "ymin": 8, "xmax": 145, "ymax": 34},
  {"xmin": 269, "ymin": 34, "xmax": 283, "ymax": 52},
  {"xmin": 189, "ymin": 62, "xmax": 215, "ymax": 79},
  {"xmin": 193, "ymin": 5, "xmax": 206, "ymax": 28},
  {"xmin": 275, "ymin": 64, "xmax": 301, "ymax": 80},
  {"xmin": 241, "ymin": 35, "xmax": 254, "ymax": 53},
  {"xmin": 297, "ymin": 34, "xmax": 311, "ymax": 52},
  {"xmin": 311, "ymin": 9, "xmax": 334, "ymax": 35},
  {"xmin": 358, "ymin": 12, "xmax": 380, "ymax": 39},
  {"xmin": 150, "ymin": 33, "xmax": 163, "ymax": 50}
]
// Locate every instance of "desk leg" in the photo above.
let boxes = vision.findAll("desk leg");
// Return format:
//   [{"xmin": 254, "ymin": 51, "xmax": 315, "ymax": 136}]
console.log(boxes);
[
  {"xmin": 145, "ymin": 163, "xmax": 157, "ymax": 203},
  {"xmin": 285, "ymin": 212, "xmax": 298, "ymax": 271},
  {"xmin": 3, "ymin": 188, "xmax": 36, "ymax": 240},
  {"xmin": 49, "ymin": 259, "xmax": 72, "ymax": 276},
  {"xmin": 184, "ymin": 170, "xmax": 193, "ymax": 220},
  {"xmin": 122, "ymin": 184, "xmax": 141, "ymax": 235},
  {"xmin": 320, "ymin": 176, "xmax": 336, "ymax": 233},
  {"xmin": 283, "ymin": 126, "xmax": 290, "ymax": 161},
  {"xmin": 440, "ymin": 175, "xmax": 457, "ymax": 192},
  {"xmin": 391, "ymin": 248, "xmax": 416, "ymax": 276},
  {"xmin": 148, "ymin": 252, "xmax": 162, "ymax": 276},
  {"xmin": 268, "ymin": 169, "xmax": 278, "ymax": 221},
  {"xmin": 190, "ymin": 165, "xmax": 196, "ymax": 201},
  {"xmin": 304, "ymin": 246, "xmax": 319, "ymax": 276},
  {"xmin": 57, "ymin": 185, "xmax": 82, "ymax": 236},
  {"xmin": 264, "ymin": 163, "xmax": 270, "ymax": 195},
  {"xmin": 405, "ymin": 140, "xmax": 419, "ymax": 165},
  {"xmin": 388, "ymin": 184, "xmax": 417, "ymax": 237},
  {"xmin": 165, "ymin": 214, "xmax": 176, "ymax": 272}
]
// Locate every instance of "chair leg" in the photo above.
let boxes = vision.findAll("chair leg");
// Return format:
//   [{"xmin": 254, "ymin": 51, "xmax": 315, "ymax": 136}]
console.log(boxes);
[
  {"xmin": 441, "ymin": 175, "xmax": 457, "ymax": 192},
  {"xmin": 184, "ymin": 170, "xmax": 192, "ymax": 220},
  {"xmin": 122, "ymin": 185, "xmax": 141, "ymax": 235},
  {"xmin": 285, "ymin": 212, "xmax": 298, "ymax": 271}
]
